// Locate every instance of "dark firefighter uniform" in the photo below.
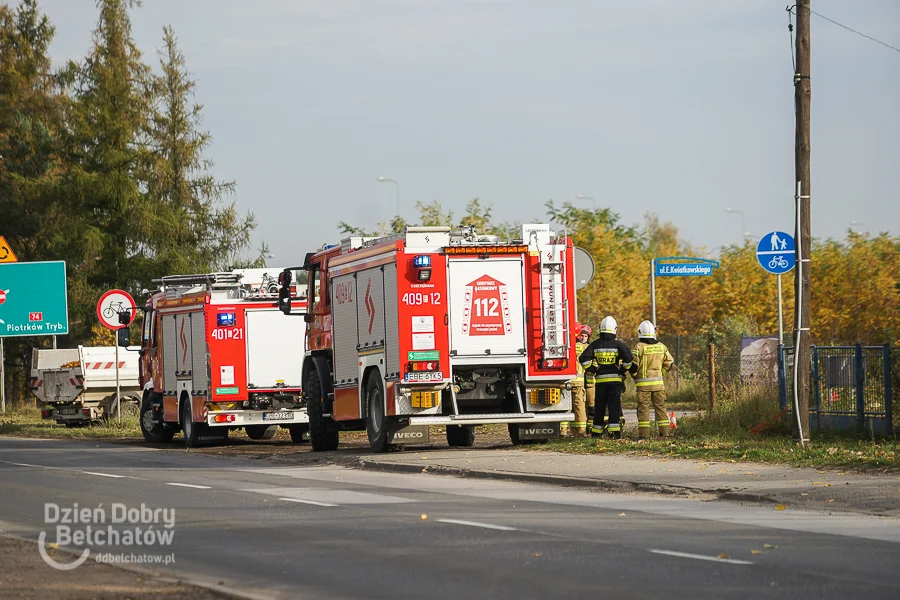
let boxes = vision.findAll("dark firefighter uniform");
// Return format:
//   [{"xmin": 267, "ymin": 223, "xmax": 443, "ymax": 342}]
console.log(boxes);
[{"xmin": 579, "ymin": 335, "xmax": 633, "ymax": 438}]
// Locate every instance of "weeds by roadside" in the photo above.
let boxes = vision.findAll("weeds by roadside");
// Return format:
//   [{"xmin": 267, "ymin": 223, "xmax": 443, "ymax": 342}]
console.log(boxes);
[
  {"xmin": 0, "ymin": 407, "xmax": 143, "ymax": 439},
  {"xmin": 540, "ymin": 385, "xmax": 900, "ymax": 471}
]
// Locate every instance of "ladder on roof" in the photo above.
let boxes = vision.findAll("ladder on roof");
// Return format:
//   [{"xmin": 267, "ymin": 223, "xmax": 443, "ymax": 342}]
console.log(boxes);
[{"xmin": 538, "ymin": 237, "xmax": 570, "ymax": 361}]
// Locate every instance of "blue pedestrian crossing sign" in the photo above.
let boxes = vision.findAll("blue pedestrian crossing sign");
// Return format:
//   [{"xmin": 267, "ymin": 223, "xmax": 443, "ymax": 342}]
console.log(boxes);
[{"xmin": 756, "ymin": 231, "xmax": 795, "ymax": 275}]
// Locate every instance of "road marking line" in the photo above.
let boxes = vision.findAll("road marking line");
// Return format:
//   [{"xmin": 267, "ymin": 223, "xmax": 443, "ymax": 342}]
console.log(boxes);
[
  {"xmin": 649, "ymin": 549, "xmax": 754, "ymax": 565},
  {"xmin": 437, "ymin": 519, "xmax": 518, "ymax": 531},
  {"xmin": 279, "ymin": 497, "xmax": 337, "ymax": 507},
  {"xmin": 166, "ymin": 483, "xmax": 212, "ymax": 489},
  {"xmin": 80, "ymin": 471, "xmax": 126, "ymax": 478},
  {"xmin": 0, "ymin": 460, "xmax": 44, "ymax": 468}
]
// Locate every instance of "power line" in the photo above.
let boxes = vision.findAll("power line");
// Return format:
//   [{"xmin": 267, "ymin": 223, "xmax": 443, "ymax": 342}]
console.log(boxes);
[{"xmin": 787, "ymin": 5, "xmax": 900, "ymax": 55}]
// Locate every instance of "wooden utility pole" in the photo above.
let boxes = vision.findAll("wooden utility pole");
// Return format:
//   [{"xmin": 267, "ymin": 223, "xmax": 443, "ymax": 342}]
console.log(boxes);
[{"xmin": 793, "ymin": 0, "xmax": 811, "ymax": 441}]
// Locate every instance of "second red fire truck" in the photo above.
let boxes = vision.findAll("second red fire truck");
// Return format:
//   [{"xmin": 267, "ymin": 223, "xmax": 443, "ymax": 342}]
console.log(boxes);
[
  {"xmin": 138, "ymin": 269, "xmax": 309, "ymax": 447},
  {"xmin": 278, "ymin": 224, "xmax": 581, "ymax": 452}
]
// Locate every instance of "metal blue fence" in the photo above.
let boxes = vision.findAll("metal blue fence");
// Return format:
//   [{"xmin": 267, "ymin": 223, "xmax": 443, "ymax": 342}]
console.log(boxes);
[{"xmin": 779, "ymin": 344, "xmax": 894, "ymax": 436}]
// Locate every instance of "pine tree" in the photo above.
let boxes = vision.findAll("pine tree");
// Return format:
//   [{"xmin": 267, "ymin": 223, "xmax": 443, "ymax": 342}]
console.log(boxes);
[
  {"xmin": 49, "ymin": 0, "xmax": 153, "ymax": 338},
  {"xmin": 0, "ymin": 0, "xmax": 60, "ymax": 256},
  {"xmin": 141, "ymin": 25, "xmax": 259, "ymax": 275}
]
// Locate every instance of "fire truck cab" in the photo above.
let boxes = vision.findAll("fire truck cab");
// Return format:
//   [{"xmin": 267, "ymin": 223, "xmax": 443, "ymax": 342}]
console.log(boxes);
[
  {"xmin": 279, "ymin": 224, "xmax": 580, "ymax": 452},
  {"xmin": 138, "ymin": 270, "xmax": 309, "ymax": 447}
]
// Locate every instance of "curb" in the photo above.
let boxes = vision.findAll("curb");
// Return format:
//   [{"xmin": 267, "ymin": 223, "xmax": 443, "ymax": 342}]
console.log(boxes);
[{"xmin": 355, "ymin": 458, "xmax": 782, "ymax": 504}]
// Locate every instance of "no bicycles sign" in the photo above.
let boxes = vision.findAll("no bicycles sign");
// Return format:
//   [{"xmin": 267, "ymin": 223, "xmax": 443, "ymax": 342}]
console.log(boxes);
[{"xmin": 97, "ymin": 289, "xmax": 136, "ymax": 330}]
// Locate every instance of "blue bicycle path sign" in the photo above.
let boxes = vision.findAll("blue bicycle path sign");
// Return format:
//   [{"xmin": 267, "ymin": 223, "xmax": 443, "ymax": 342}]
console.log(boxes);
[{"xmin": 756, "ymin": 231, "xmax": 795, "ymax": 275}]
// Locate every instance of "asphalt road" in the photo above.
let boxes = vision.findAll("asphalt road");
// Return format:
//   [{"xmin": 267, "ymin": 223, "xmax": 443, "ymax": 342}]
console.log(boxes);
[{"xmin": 1, "ymin": 437, "xmax": 898, "ymax": 600}]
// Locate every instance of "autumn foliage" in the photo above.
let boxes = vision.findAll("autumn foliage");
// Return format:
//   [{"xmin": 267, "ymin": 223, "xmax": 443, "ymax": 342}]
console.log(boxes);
[{"xmin": 344, "ymin": 200, "xmax": 900, "ymax": 347}]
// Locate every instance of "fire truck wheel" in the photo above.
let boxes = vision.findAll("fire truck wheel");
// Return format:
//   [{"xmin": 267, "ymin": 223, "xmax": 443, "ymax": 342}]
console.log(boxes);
[
  {"xmin": 446, "ymin": 425, "xmax": 476, "ymax": 447},
  {"xmin": 507, "ymin": 423, "xmax": 542, "ymax": 445},
  {"xmin": 181, "ymin": 397, "xmax": 203, "ymax": 449},
  {"xmin": 140, "ymin": 394, "xmax": 175, "ymax": 443},
  {"xmin": 288, "ymin": 424, "xmax": 310, "ymax": 444},
  {"xmin": 245, "ymin": 425, "xmax": 277, "ymax": 440},
  {"xmin": 365, "ymin": 375, "xmax": 390, "ymax": 453},
  {"xmin": 307, "ymin": 371, "xmax": 339, "ymax": 452}
]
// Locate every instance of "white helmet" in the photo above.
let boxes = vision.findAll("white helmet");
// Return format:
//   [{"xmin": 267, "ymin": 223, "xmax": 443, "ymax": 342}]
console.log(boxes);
[
  {"xmin": 638, "ymin": 320, "xmax": 656, "ymax": 338},
  {"xmin": 599, "ymin": 316, "xmax": 618, "ymax": 335}
]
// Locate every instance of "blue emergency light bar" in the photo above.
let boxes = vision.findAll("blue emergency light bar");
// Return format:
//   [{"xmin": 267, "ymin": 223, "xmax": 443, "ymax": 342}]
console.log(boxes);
[{"xmin": 413, "ymin": 255, "xmax": 432, "ymax": 268}]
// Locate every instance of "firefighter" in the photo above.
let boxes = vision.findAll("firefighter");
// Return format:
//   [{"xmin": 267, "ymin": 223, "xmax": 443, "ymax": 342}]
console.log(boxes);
[
  {"xmin": 579, "ymin": 316, "xmax": 632, "ymax": 439},
  {"xmin": 563, "ymin": 323, "xmax": 590, "ymax": 437},
  {"xmin": 579, "ymin": 324, "xmax": 596, "ymax": 427},
  {"xmin": 629, "ymin": 320, "xmax": 675, "ymax": 439}
]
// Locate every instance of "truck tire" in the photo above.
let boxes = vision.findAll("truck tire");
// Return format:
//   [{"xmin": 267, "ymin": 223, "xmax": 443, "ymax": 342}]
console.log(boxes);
[
  {"xmin": 107, "ymin": 396, "xmax": 139, "ymax": 422},
  {"xmin": 140, "ymin": 394, "xmax": 175, "ymax": 443},
  {"xmin": 182, "ymin": 396, "xmax": 202, "ymax": 449},
  {"xmin": 446, "ymin": 425, "xmax": 476, "ymax": 447},
  {"xmin": 366, "ymin": 375, "xmax": 390, "ymax": 453},
  {"xmin": 288, "ymin": 424, "xmax": 310, "ymax": 444},
  {"xmin": 246, "ymin": 425, "xmax": 277, "ymax": 440},
  {"xmin": 508, "ymin": 423, "xmax": 541, "ymax": 446},
  {"xmin": 307, "ymin": 370, "xmax": 339, "ymax": 452}
]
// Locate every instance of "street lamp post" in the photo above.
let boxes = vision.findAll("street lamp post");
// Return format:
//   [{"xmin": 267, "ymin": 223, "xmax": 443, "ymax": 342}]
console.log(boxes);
[
  {"xmin": 376, "ymin": 176, "xmax": 400, "ymax": 217},
  {"xmin": 575, "ymin": 194, "xmax": 594, "ymax": 209},
  {"xmin": 724, "ymin": 208, "xmax": 748, "ymax": 244}
]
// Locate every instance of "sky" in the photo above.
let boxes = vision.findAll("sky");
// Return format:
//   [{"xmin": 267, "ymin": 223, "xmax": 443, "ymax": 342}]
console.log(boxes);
[{"xmin": 31, "ymin": 0, "xmax": 900, "ymax": 265}]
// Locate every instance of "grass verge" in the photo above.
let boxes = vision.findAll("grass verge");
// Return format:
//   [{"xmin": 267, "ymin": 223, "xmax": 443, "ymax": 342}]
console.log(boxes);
[
  {"xmin": 0, "ymin": 408, "xmax": 142, "ymax": 439},
  {"xmin": 541, "ymin": 386, "xmax": 899, "ymax": 471}
]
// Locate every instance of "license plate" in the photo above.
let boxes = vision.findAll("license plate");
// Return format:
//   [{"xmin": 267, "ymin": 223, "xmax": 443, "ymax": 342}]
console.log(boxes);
[
  {"xmin": 405, "ymin": 371, "xmax": 443, "ymax": 382},
  {"xmin": 59, "ymin": 408, "xmax": 77, "ymax": 415},
  {"xmin": 262, "ymin": 411, "xmax": 294, "ymax": 421}
]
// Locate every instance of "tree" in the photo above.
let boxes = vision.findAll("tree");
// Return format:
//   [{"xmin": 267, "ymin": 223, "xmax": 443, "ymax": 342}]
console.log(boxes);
[
  {"xmin": 47, "ymin": 0, "xmax": 153, "ymax": 339},
  {"xmin": 0, "ymin": 0, "xmax": 61, "ymax": 256},
  {"xmin": 141, "ymin": 25, "xmax": 260, "ymax": 274},
  {"xmin": 0, "ymin": 0, "xmax": 63, "ymax": 406}
]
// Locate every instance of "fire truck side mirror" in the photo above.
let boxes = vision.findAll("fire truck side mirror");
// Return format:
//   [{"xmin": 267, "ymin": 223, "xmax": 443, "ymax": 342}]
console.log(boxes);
[
  {"xmin": 116, "ymin": 328, "xmax": 130, "ymax": 347},
  {"xmin": 278, "ymin": 286, "xmax": 292, "ymax": 315}
]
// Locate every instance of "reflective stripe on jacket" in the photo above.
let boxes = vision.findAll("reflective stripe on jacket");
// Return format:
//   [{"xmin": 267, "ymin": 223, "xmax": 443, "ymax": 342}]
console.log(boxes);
[
  {"xmin": 578, "ymin": 336, "xmax": 634, "ymax": 385},
  {"xmin": 574, "ymin": 341, "xmax": 588, "ymax": 384},
  {"xmin": 631, "ymin": 341, "xmax": 674, "ymax": 391}
]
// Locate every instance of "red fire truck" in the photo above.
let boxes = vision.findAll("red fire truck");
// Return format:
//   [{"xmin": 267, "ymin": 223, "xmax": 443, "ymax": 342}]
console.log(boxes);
[
  {"xmin": 278, "ymin": 224, "xmax": 579, "ymax": 452},
  {"xmin": 138, "ymin": 269, "xmax": 309, "ymax": 448}
]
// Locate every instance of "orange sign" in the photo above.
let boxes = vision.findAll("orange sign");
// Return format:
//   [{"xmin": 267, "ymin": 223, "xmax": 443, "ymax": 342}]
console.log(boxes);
[{"xmin": 0, "ymin": 236, "xmax": 17, "ymax": 263}]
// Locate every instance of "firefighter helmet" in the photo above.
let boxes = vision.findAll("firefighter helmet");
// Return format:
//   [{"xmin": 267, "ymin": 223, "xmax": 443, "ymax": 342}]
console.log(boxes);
[
  {"xmin": 638, "ymin": 320, "xmax": 656, "ymax": 338},
  {"xmin": 599, "ymin": 316, "xmax": 618, "ymax": 335},
  {"xmin": 579, "ymin": 323, "xmax": 593, "ymax": 338}
]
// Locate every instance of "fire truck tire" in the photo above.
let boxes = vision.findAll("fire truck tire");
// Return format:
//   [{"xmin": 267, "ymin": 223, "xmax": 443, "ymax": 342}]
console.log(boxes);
[
  {"xmin": 181, "ymin": 397, "xmax": 204, "ymax": 449},
  {"xmin": 140, "ymin": 394, "xmax": 175, "ymax": 443},
  {"xmin": 366, "ymin": 375, "xmax": 391, "ymax": 453},
  {"xmin": 246, "ymin": 425, "xmax": 277, "ymax": 440},
  {"xmin": 507, "ymin": 424, "xmax": 545, "ymax": 445},
  {"xmin": 307, "ymin": 372, "xmax": 339, "ymax": 452},
  {"xmin": 446, "ymin": 425, "xmax": 476, "ymax": 447},
  {"xmin": 288, "ymin": 424, "xmax": 310, "ymax": 444}
]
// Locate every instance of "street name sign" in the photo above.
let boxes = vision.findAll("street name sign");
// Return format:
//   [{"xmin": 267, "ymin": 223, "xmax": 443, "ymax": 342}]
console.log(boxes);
[
  {"xmin": 0, "ymin": 261, "xmax": 69, "ymax": 337},
  {"xmin": 653, "ymin": 257, "xmax": 720, "ymax": 277}
]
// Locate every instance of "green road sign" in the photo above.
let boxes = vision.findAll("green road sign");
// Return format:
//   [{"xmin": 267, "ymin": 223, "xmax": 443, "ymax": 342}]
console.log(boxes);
[{"xmin": 0, "ymin": 261, "xmax": 69, "ymax": 338}]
